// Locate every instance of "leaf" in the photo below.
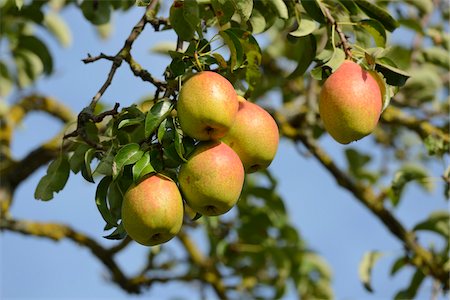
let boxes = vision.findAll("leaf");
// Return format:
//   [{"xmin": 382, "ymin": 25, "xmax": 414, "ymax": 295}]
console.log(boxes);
[
  {"xmin": 394, "ymin": 269, "xmax": 425, "ymax": 300},
  {"xmin": 94, "ymin": 149, "xmax": 114, "ymax": 176},
  {"xmin": 112, "ymin": 143, "xmax": 144, "ymax": 180},
  {"xmin": 69, "ymin": 143, "xmax": 91, "ymax": 174},
  {"xmin": 311, "ymin": 48, "xmax": 345, "ymax": 80},
  {"xmin": 375, "ymin": 60, "xmax": 410, "ymax": 87},
  {"xmin": 34, "ymin": 155, "xmax": 70, "ymax": 201},
  {"xmin": 248, "ymin": 9, "xmax": 266, "ymax": 34},
  {"xmin": 103, "ymin": 223, "xmax": 127, "ymax": 240},
  {"xmin": 359, "ymin": 251, "xmax": 383, "ymax": 292},
  {"xmin": 337, "ymin": 0, "xmax": 359, "ymax": 14},
  {"xmin": 15, "ymin": 0, "xmax": 24, "ymax": 10},
  {"xmin": 422, "ymin": 47, "xmax": 450, "ymax": 69},
  {"xmin": 345, "ymin": 148, "xmax": 378, "ymax": 183},
  {"xmin": 269, "ymin": 0, "xmax": 289, "ymax": 19},
  {"xmin": 95, "ymin": 176, "xmax": 117, "ymax": 226},
  {"xmin": 288, "ymin": 34, "xmax": 316, "ymax": 78},
  {"xmin": 81, "ymin": 147, "xmax": 97, "ymax": 183},
  {"xmin": 172, "ymin": 119, "xmax": 187, "ymax": 162},
  {"xmin": 359, "ymin": 19, "xmax": 386, "ymax": 47},
  {"xmin": 17, "ymin": 36, "xmax": 53, "ymax": 75},
  {"xmin": 289, "ymin": 15, "xmax": 317, "ymax": 37},
  {"xmin": 43, "ymin": 12, "xmax": 72, "ymax": 47},
  {"xmin": 235, "ymin": 0, "xmax": 253, "ymax": 22},
  {"xmin": 183, "ymin": 0, "xmax": 201, "ymax": 38},
  {"xmin": 144, "ymin": 100, "xmax": 173, "ymax": 138},
  {"xmin": 220, "ymin": 29, "xmax": 244, "ymax": 70},
  {"xmin": 0, "ymin": 61, "xmax": 13, "ymax": 97},
  {"xmin": 132, "ymin": 151, "xmax": 155, "ymax": 183},
  {"xmin": 300, "ymin": 0, "xmax": 325, "ymax": 24},
  {"xmin": 118, "ymin": 116, "xmax": 145, "ymax": 129},
  {"xmin": 80, "ymin": 0, "xmax": 112, "ymax": 25},
  {"xmin": 211, "ymin": 0, "xmax": 235, "ymax": 25},
  {"xmin": 413, "ymin": 211, "xmax": 449, "ymax": 239},
  {"xmin": 390, "ymin": 256, "xmax": 407, "ymax": 276},
  {"xmin": 390, "ymin": 164, "xmax": 431, "ymax": 206},
  {"xmin": 170, "ymin": 1, "xmax": 195, "ymax": 41},
  {"xmin": 354, "ymin": 0, "xmax": 399, "ymax": 32}
]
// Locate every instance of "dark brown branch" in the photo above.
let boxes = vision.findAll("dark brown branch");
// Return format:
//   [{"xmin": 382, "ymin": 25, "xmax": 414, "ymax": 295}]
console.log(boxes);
[
  {"xmin": 82, "ymin": 53, "xmax": 115, "ymax": 64},
  {"xmin": 322, "ymin": 5, "xmax": 353, "ymax": 59}
]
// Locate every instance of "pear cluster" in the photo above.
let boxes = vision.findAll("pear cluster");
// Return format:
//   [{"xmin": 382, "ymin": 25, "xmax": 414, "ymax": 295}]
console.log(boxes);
[
  {"xmin": 121, "ymin": 71, "xmax": 279, "ymax": 246},
  {"xmin": 319, "ymin": 60, "xmax": 383, "ymax": 144}
]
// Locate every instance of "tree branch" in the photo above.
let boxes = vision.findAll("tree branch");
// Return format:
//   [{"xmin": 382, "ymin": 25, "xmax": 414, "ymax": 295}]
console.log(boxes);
[{"xmin": 322, "ymin": 5, "xmax": 353, "ymax": 59}]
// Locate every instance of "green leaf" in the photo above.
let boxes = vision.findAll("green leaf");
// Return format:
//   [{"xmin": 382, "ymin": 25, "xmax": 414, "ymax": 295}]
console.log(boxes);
[
  {"xmin": 118, "ymin": 116, "xmax": 145, "ymax": 129},
  {"xmin": 235, "ymin": 0, "xmax": 253, "ymax": 22},
  {"xmin": 172, "ymin": 119, "xmax": 187, "ymax": 162},
  {"xmin": 289, "ymin": 15, "xmax": 317, "ymax": 37},
  {"xmin": 95, "ymin": 176, "xmax": 117, "ymax": 226},
  {"xmin": 94, "ymin": 150, "xmax": 114, "ymax": 176},
  {"xmin": 390, "ymin": 256, "xmax": 407, "ymax": 276},
  {"xmin": 34, "ymin": 155, "xmax": 70, "ymax": 201},
  {"xmin": 359, "ymin": 19, "xmax": 386, "ymax": 47},
  {"xmin": 0, "ymin": 61, "xmax": 13, "ymax": 97},
  {"xmin": 288, "ymin": 34, "xmax": 316, "ymax": 78},
  {"xmin": 269, "ymin": 0, "xmax": 289, "ymax": 19},
  {"xmin": 69, "ymin": 143, "xmax": 91, "ymax": 174},
  {"xmin": 220, "ymin": 29, "xmax": 244, "ymax": 70},
  {"xmin": 170, "ymin": 1, "xmax": 195, "ymax": 41},
  {"xmin": 43, "ymin": 12, "xmax": 72, "ymax": 47},
  {"xmin": 345, "ymin": 148, "xmax": 378, "ymax": 183},
  {"xmin": 81, "ymin": 148, "xmax": 96, "ymax": 183},
  {"xmin": 300, "ymin": 0, "xmax": 325, "ymax": 24},
  {"xmin": 132, "ymin": 151, "xmax": 155, "ymax": 183},
  {"xmin": 354, "ymin": 0, "xmax": 399, "ymax": 32},
  {"xmin": 359, "ymin": 251, "xmax": 383, "ymax": 292},
  {"xmin": 394, "ymin": 269, "xmax": 425, "ymax": 300},
  {"xmin": 80, "ymin": 0, "xmax": 112, "ymax": 25},
  {"xmin": 112, "ymin": 143, "xmax": 144, "ymax": 180},
  {"xmin": 311, "ymin": 48, "xmax": 345, "ymax": 80},
  {"xmin": 17, "ymin": 35, "xmax": 53, "ymax": 75},
  {"xmin": 422, "ymin": 47, "xmax": 450, "ymax": 69},
  {"xmin": 211, "ymin": 0, "xmax": 235, "ymax": 25},
  {"xmin": 248, "ymin": 8, "xmax": 266, "ymax": 34},
  {"xmin": 337, "ymin": 0, "xmax": 359, "ymax": 14},
  {"xmin": 183, "ymin": 0, "xmax": 201, "ymax": 38},
  {"xmin": 413, "ymin": 211, "xmax": 449, "ymax": 239},
  {"xmin": 375, "ymin": 59, "xmax": 410, "ymax": 87},
  {"xmin": 390, "ymin": 164, "xmax": 431, "ymax": 206},
  {"xmin": 15, "ymin": 0, "xmax": 23, "ymax": 10},
  {"xmin": 103, "ymin": 223, "xmax": 127, "ymax": 240},
  {"xmin": 144, "ymin": 100, "xmax": 173, "ymax": 139}
]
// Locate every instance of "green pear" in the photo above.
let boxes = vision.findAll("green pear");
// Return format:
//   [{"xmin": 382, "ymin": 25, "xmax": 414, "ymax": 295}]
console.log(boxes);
[
  {"xmin": 221, "ymin": 96, "xmax": 279, "ymax": 173},
  {"xmin": 177, "ymin": 71, "xmax": 239, "ymax": 141},
  {"xmin": 178, "ymin": 141, "xmax": 244, "ymax": 216},
  {"xmin": 319, "ymin": 60, "xmax": 382, "ymax": 144},
  {"xmin": 122, "ymin": 174, "xmax": 183, "ymax": 246}
]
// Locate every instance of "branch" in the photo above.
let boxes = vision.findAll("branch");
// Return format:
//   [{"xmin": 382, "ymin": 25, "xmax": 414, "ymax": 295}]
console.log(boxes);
[
  {"xmin": 381, "ymin": 106, "xmax": 450, "ymax": 142},
  {"xmin": 283, "ymin": 126, "xmax": 449, "ymax": 290},
  {"xmin": 177, "ymin": 231, "xmax": 229, "ymax": 299},
  {"xmin": 322, "ymin": 5, "xmax": 352, "ymax": 59},
  {"xmin": 0, "ymin": 217, "xmax": 141, "ymax": 293}
]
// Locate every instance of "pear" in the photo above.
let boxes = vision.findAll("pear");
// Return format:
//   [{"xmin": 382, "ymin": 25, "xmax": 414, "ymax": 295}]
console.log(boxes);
[
  {"xmin": 221, "ymin": 96, "xmax": 279, "ymax": 173},
  {"xmin": 319, "ymin": 60, "xmax": 382, "ymax": 144},
  {"xmin": 178, "ymin": 141, "xmax": 244, "ymax": 216},
  {"xmin": 177, "ymin": 71, "xmax": 239, "ymax": 141},
  {"xmin": 122, "ymin": 174, "xmax": 183, "ymax": 246}
]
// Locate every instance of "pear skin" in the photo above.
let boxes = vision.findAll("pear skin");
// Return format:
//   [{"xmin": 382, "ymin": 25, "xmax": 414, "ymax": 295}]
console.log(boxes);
[
  {"xmin": 178, "ymin": 141, "xmax": 244, "ymax": 216},
  {"xmin": 177, "ymin": 71, "xmax": 239, "ymax": 141},
  {"xmin": 221, "ymin": 96, "xmax": 279, "ymax": 173},
  {"xmin": 319, "ymin": 60, "xmax": 382, "ymax": 144},
  {"xmin": 122, "ymin": 174, "xmax": 183, "ymax": 246}
]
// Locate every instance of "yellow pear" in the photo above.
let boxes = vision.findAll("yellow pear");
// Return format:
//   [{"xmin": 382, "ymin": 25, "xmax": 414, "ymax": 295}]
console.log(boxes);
[
  {"xmin": 221, "ymin": 96, "xmax": 279, "ymax": 173},
  {"xmin": 319, "ymin": 60, "xmax": 382, "ymax": 144},
  {"xmin": 177, "ymin": 71, "xmax": 239, "ymax": 140},
  {"xmin": 178, "ymin": 141, "xmax": 244, "ymax": 216},
  {"xmin": 121, "ymin": 174, "xmax": 183, "ymax": 246}
]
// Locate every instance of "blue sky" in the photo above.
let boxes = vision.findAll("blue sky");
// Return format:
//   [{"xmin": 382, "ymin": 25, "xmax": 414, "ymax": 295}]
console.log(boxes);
[{"xmin": 1, "ymin": 3, "xmax": 448, "ymax": 300}]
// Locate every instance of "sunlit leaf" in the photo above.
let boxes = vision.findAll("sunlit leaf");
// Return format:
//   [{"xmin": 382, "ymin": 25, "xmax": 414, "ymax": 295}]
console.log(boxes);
[
  {"xmin": 144, "ymin": 99, "xmax": 173, "ymax": 139},
  {"xmin": 220, "ymin": 29, "xmax": 244, "ymax": 70},
  {"xmin": 132, "ymin": 151, "xmax": 155, "ymax": 183},
  {"xmin": 289, "ymin": 15, "xmax": 317, "ymax": 37},
  {"xmin": 413, "ymin": 211, "xmax": 449, "ymax": 239},
  {"xmin": 358, "ymin": 19, "xmax": 386, "ymax": 47},
  {"xmin": 112, "ymin": 143, "xmax": 144, "ymax": 180},
  {"xmin": 44, "ymin": 12, "xmax": 72, "ymax": 47},
  {"xmin": 359, "ymin": 251, "xmax": 383, "ymax": 292}
]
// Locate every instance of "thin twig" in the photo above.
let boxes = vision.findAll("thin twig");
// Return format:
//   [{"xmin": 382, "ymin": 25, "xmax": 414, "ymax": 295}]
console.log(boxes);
[{"xmin": 322, "ymin": 5, "xmax": 353, "ymax": 59}]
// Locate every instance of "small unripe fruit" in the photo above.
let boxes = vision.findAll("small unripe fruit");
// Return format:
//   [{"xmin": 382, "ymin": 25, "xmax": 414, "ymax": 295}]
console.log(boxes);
[
  {"xmin": 122, "ymin": 174, "xmax": 183, "ymax": 246},
  {"xmin": 178, "ymin": 141, "xmax": 244, "ymax": 216},
  {"xmin": 319, "ymin": 60, "xmax": 382, "ymax": 144},
  {"xmin": 221, "ymin": 96, "xmax": 279, "ymax": 173},
  {"xmin": 177, "ymin": 71, "xmax": 239, "ymax": 141}
]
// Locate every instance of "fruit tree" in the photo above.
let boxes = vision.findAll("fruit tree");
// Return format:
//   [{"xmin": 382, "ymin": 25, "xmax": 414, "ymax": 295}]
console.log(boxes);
[{"xmin": 0, "ymin": 0, "xmax": 449, "ymax": 299}]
